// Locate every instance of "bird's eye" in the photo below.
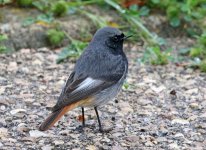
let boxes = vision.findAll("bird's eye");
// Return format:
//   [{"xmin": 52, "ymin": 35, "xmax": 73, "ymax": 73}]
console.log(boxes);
[
  {"xmin": 121, "ymin": 33, "xmax": 125, "ymax": 38},
  {"xmin": 112, "ymin": 36, "xmax": 118, "ymax": 42}
]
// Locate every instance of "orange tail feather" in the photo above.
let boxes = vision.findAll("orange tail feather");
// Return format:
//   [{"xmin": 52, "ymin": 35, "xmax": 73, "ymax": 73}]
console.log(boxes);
[{"xmin": 39, "ymin": 102, "xmax": 79, "ymax": 131}]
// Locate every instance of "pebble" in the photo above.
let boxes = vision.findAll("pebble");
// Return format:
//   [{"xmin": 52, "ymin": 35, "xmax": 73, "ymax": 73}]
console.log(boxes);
[
  {"xmin": 41, "ymin": 145, "xmax": 54, "ymax": 150},
  {"xmin": 0, "ymin": 118, "xmax": 6, "ymax": 126},
  {"xmin": 29, "ymin": 130, "xmax": 48, "ymax": 138},
  {"xmin": 7, "ymin": 62, "xmax": 18, "ymax": 72},
  {"xmin": 0, "ymin": 128, "xmax": 8, "ymax": 138},
  {"xmin": 17, "ymin": 123, "xmax": 29, "ymax": 132},
  {"xmin": 145, "ymin": 141, "xmax": 154, "ymax": 147},
  {"xmin": 0, "ymin": 105, "xmax": 6, "ymax": 111},
  {"xmin": 125, "ymin": 135, "xmax": 139, "ymax": 142},
  {"xmin": 171, "ymin": 118, "xmax": 190, "ymax": 125},
  {"xmin": 189, "ymin": 103, "xmax": 199, "ymax": 109},
  {"xmin": 119, "ymin": 101, "xmax": 133, "ymax": 114},
  {"xmin": 200, "ymin": 112, "xmax": 206, "ymax": 119},
  {"xmin": 86, "ymin": 145, "xmax": 96, "ymax": 150},
  {"xmin": 53, "ymin": 140, "xmax": 64, "ymax": 146},
  {"xmin": 112, "ymin": 145, "xmax": 124, "ymax": 150},
  {"xmin": 10, "ymin": 109, "xmax": 26, "ymax": 115},
  {"xmin": 174, "ymin": 133, "xmax": 185, "ymax": 140},
  {"xmin": 168, "ymin": 142, "xmax": 180, "ymax": 150}
]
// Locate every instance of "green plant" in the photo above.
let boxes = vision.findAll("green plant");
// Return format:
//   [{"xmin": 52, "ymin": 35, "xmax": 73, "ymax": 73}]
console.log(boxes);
[
  {"xmin": 46, "ymin": 29, "xmax": 65, "ymax": 46},
  {"xmin": 141, "ymin": 46, "xmax": 173, "ymax": 65},
  {"xmin": 0, "ymin": 0, "xmax": 12, "ymax": 5},
  {"xmin": 57, "ymin": 33, "xmax": 88, "ymax": 63},
  {"xmin": 189, "ymin": 47, "xmax": 202, "ymax": 57},
  {"xmin": 105, "ymin": 0, "xmax": 164, "ymax": 47},
  {"xmin": 148, "ymin": 0, "xmax": 206, "ymax": 27},
  {"xmin": 190, "ymin": 32, "xmax": 206, "ymax": 58},
  {"xmin": 81, "ymin": 10, "xmax": 108, "ymax": 28},
  {"xmin": 0, "ymin": 34, "xmax": 8, "ymax": 53},
  {"xmin": 17, "ymin": 0, "xmax": 32, "ymax": 7},
  {"xmin": 52, "ymin": 1, "xmax": 68, "ymax": 17},
  {"xmin": 188, "ymin": 32, "xmax": 206, "ymax": 72},
  {"xmin": 200, "ymin": 59, "xmax": 206, "ymax": 72}
]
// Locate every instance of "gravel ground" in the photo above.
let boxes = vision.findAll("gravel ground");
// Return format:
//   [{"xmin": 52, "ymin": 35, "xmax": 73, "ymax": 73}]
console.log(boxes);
[{"xmin": 0, "ymin": 44, "xmax": 206, "ymax": 150}]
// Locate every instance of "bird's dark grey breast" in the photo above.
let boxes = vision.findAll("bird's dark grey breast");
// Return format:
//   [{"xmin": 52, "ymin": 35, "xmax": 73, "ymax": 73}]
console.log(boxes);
[{"xmin": 74, "ymin": 48, "xmax": 127, "ymax": 82}]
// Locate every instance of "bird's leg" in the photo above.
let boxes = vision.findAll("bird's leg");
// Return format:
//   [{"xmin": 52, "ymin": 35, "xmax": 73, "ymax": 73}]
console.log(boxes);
[
  {"xmin": 94, "ymin": 107, "xmax": 103, "ymax": 132},
  {"xmin": 82, "ymin": 107, "xmax": 85, "ymax": 127}
]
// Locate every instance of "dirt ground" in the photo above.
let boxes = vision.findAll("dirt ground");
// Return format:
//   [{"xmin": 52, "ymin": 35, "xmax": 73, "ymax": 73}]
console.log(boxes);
[{"xmin": 0, "ymin": 38, "xmax": 206, "ymax": 149}]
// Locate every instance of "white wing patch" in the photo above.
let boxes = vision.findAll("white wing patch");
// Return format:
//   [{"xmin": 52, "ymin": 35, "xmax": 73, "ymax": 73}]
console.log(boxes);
[{"xmin": 75, "ymin": 77, "xmax": 103, "ymax": 91}]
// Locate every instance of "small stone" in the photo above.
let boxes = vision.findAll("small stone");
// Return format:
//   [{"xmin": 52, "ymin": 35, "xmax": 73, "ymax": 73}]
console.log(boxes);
[
  {"xmin": 10, "ymin": 109, "xmax": 26, "ymax": 115},
  {"xmin": 54, "ymin": 140, "xmax": 64, "ymax": 145},
  {"xmin": 0, "ymin": 128, "xmax": 8, "ymax": 138},
  {"xmin": 21, "ymin": 137, "xmax": 36, "ymax": 142},
  {"xmin": 145, "ymin": 141, "xmax": 154, "ymax": 147},
  {"xmin": 0, "ymin": 105, "xmax": 6, "ymax": 111},
  {"xmin": 200, "ymin": 112, "xmax": 206, "ymax": 119},
  {"xmin": 126, "ymin": 135, "xmax": 139, "ymax": 142},
  {"xmin": 185, "ymin": 88, "xmax": 198, "ymax": 95},
  {"xmin": 156, "ymin": 137, "xmax": 167, "ymax": 142},
  {"xmin": 33, "ymin": 59, "xmax": 42, "ymax": 65},
  {"xmin": 112, "ymin": 145, "xmax": 124, "ymax": 150},
  {"xmin": 174, "ymin": 133, "xmax": 185, "ymax": 140},
  {"xmin": 119, "ymin": 101, "xmax": 133, "ymax": 114},
  {"xmin": 171, "ymin": 118, "xmax": 190, "ymax": 125},
  {"xmin": 19, "ymin": 67, "xmax": 29, "ymax": 74},
  {"xmin": 86, "ymin": 145, "xmax": 96, "ymax": 150},
  {"xmin": 41, "ymin": 145, "xmax": 54, "ymax": 150},
  {"xmin": 8, "ymin": 62, "xmax": 18, "ymax": 71},
  {"xmin": 29, "ymin": 130, "xmax": 48, "ymax": 138},
  {"xmin": 189, "ymin": 103, "xmax": 199, "ymax": 109},
  {"xmin": 17, "ymin": 123, "xmax": 29, "ymax": 132},
  {"xmin": 168, "ymin": 142, "xmax": 180, "ymax": 150},
  {"xmin": 59, "ymin": 130, "xmax": 69, "ymax": 136},
  {"xmin": 150, "ymin": 85, "xmax": 166, "ymax": 93},
  {"xmin": 0, "ymin": 118, "xmax": 6, "ymax": 126}
]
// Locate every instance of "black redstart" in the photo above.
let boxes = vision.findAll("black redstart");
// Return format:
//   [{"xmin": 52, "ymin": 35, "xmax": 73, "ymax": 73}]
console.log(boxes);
[{"xmin": 39, "ymin": 27, "xmax": 130, "ymax": 132}]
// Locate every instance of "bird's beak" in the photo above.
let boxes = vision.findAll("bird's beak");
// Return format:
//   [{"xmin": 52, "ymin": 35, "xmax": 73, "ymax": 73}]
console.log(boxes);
[{"xmin": 122, "ymin": 35, "xmax": 133, "ymax": 40}]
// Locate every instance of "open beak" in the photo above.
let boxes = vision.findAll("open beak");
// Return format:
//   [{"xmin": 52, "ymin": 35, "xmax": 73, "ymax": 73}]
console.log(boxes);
[{"xmin": 122, "ymin": 35, "xmax": 133, "ymax": 40}]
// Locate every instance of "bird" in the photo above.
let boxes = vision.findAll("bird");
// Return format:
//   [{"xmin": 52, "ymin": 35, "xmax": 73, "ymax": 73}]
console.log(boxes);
[{"xmin": 39, "ymin": 27, "xmax": 130, "ymax": 132}]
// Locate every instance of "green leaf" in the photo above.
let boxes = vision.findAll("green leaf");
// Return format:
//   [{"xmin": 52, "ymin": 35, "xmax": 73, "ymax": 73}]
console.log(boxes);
[
  {"xmin": 32, "ymin": 1, "xmax": 43, "ymax": 10},
  {"xmin": 179, "ymin": 48, "xmax": 191, "ymax": 55},
  {"xmin": 139, "ymin": 6, "xmax": 150, "ymax": 16},
  {"xmin": 151, "ymin": 0, "xmax": 160, "ymax": 4},
  {"xmin": 170, "ymin": 17, "xmax": 180, "ymax": 27},
  {"xmin": 36, "ymin": 14, "xmax": 54, "ymax": 23},
  {"xmin": 22, "ymin": 17, "xmax": 35, "ymax": 26},
  {"xmin": 129, "ymin": 4, "xmax": 138, "ymax": 11},
  {"xmin": 184, "ymin": 15, "xmax": 192, "ymax": 22},
  {"xmin": 0, "ymin": 34, "xmax": 8, "ymax": 41},
  {"xmin": 57, "ymin": 47, "xmax": 79, "ymax": 63}
]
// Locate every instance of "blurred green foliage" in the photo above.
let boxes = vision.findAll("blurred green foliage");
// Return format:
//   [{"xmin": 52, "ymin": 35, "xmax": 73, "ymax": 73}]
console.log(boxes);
[
  {"xmin": 17, "ymin": 0, "xmax": 32, "ymax": 7},
  {"xmin": 141, "ymin": 46, "xmax": 173, "ymax": 65},
  {"xmin": 0, "ymin": 34, "xmax": 8, "ymax": 53},
  {"xmin": 200, "ymin": 59, "xmax": 206, "ymax": 72},
  {"xmin": 52, "ymin": 1, "xmax": 68, "ymax": 17},
  {"xmin": 189, "ymin": 32, "xmax": 206, "ymax": 72},
  {"xmin": 46, "ymin": 29, "xmax": 65, "ymax": 46},
  {"xmin": 148, "ymin": 0, "xmax": 206, "ymax": 28}
]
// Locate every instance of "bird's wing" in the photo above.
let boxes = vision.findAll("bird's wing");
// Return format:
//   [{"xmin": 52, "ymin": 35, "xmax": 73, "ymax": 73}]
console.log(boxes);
[{"xmin": 52, "ymin": 72, "xmax": 117, "ymax": 112}]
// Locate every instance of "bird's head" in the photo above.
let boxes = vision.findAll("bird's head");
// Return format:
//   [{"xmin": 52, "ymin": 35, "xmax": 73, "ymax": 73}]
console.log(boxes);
[{"xmin": 91, "ymin": 27, "xmax": 131, "ymax": 50}]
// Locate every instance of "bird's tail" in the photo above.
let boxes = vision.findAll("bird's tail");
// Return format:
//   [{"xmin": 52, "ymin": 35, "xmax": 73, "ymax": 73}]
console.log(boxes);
[{"xmin": 39, "ymin": 102, "xmax": 79, "ymax": 131}]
